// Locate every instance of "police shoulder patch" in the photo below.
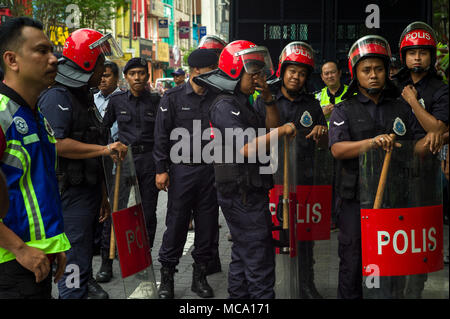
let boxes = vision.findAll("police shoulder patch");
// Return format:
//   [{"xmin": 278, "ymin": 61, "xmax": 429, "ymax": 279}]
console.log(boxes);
[
  {"xmin": 44, "ymin": 117, "xmax": 54, "ymax": 136},
  {"xmin": 300, "ymin": 111, "xmax": 313, "ymax": 127},
  {"xmin": 418, "ymin": 98, "xmax": 426, "ymax": 109},
  {"xmin": 13, "ymin": 116, "xmax": 29, "ymax": 134},
  {"xmin": 393, "ymin": 117, "xmax": 406, "ymax": 136}
]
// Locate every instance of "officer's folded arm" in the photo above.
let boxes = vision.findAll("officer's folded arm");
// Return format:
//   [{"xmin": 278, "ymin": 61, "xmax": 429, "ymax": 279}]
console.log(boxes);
[{"xmin": 55, "ymin": 138, "xmax": 127, "ymax": 160}]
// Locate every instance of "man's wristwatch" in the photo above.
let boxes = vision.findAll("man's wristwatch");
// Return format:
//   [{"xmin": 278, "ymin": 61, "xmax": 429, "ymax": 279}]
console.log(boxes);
[{"xmin": 264, "ymin": 94, "xmax": 276, "ymax": 105}]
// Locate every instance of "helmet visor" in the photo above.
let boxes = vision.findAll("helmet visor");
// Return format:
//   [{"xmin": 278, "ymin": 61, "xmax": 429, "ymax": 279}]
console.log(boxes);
[
  {"xmin": 236, "ymin": 46, "xmax": 274, "ymax": 77},
  {"xmin": 348, "ymin": 35, "xmax": 391, "ymax": 71},
  {"xmin": 199, "ymin": 35, "xmax": 227, "ymax": 50},
  {"xmin": 279, "ymin": 41, "xmax": 314, "ymax": 67},
  {"xmin": 89, "ymin": 33, "xmax": 123, "ymax": 60}
]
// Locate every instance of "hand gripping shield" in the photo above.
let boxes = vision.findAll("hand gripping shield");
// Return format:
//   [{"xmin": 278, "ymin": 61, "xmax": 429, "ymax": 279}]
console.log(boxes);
[
  {"xmin": 359, "ymin": 140, "xmax": 447, "ymax": 299},
  {"xmin": 103, "ymin": 151, "xmax": 158, "ymax": 299}
]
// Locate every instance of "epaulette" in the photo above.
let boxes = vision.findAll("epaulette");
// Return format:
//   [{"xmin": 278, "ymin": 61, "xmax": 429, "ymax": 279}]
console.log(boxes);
[
  {"xmin": 164, "ymin": 83, "xmax": 185, "ymax": 96},
  {"xmin": 110, "ymin": 90, "xmax": 127, "ymax": 98}
]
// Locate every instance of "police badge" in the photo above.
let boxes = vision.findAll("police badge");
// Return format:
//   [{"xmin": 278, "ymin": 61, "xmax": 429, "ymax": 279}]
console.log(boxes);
[
  {"xmin": 13, "ymin": 117, "xmax": 29, "ymax": 135},
  {"xmin": 393, "ymin": 117, "xmax": 406, "ymax": 136},
  {"xmin": 300, "ymin": 111, "xmax": 313, "ymax": 128}
]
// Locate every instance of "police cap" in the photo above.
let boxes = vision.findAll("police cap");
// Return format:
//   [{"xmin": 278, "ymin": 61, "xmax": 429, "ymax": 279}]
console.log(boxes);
[
  {"xmin": 188, "ymin": 49, "xmax": 218, "ymax": 68},
  {"xmin": 123, "ymin": 57, "xmax": 148, "ymax": 74}
]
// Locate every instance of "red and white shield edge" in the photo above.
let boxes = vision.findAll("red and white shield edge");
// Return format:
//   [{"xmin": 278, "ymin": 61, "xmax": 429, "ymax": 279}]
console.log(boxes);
[
  {"xmin": 112, "ymin": 204, "xmax": 152, "ymax": 278},
  {"xmin": 361, "ymin": 204, "xmax": 443, "ymax": 277}
]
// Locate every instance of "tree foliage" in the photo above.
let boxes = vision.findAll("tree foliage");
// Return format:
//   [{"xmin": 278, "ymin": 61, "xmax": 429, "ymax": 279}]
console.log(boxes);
[{"xmin": 2, "ymin": 0, "xmax": 127, "ymax": 32}]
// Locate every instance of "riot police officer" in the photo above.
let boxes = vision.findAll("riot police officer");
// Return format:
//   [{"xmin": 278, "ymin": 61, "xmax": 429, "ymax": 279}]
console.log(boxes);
[
  {"xmin": 394, "ymin": 22, "xmax": 448, "ymax": 155},
  {"xmin": 103, "ymin": 57, "xmax": 161, "ymax": 251},
  {"xmin": 255, "ymin": 41, "xmax": 328, "ymax": 299},
  {"xmin": 393, "ymin": 21, "xmax": 449, "ymax": 299},
  {"xmin": 38, "ymin": 29, "xmax": 127, "ymax": 299},
  {"xmin": 197, "ymin": 40, "xmax": 296, "ymax": 298},
  {"xmin": 328, "ymin": 35, "xmax": 429, "ymax": 299},
  {"xmin": 197, "ymin": 34, "xmax": 228, "ymax": 275},
  {"xmin": 153, "ymin": 49, "xmax": 220, "ymax": 299}
]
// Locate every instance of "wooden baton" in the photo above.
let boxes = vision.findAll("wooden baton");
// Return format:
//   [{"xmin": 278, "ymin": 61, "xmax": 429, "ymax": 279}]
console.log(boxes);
[
  {"xmin": 373, "ymin": 134, "xmax": 396, "ymax": 209},
  {"xmin": 109, "ymin": 161, "xmax": 122, "ymax": 260}
]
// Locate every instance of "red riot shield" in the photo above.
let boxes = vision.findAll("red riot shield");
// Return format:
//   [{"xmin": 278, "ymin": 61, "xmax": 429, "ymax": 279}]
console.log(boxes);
[
  {"xmin": 270, "ymin": 135, "xmax": 334, "ymax": 298},
  {"xmin": 291, "ymin": 137, "xmax": 334, "ymax": 299},
  {"xmin": 103, "ymin": 151, "xmax": 158, "ymax": 299},
  {"xmin": 359, "ymin": 140, "xmax": 447, "ymax": 299},
  {"xmin": 270, "ymin": 136, "xmax": 299, "ymax": 298}
]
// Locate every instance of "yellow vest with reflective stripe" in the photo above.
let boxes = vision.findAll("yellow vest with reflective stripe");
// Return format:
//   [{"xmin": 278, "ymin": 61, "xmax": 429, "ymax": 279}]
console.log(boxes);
[{"xmin": 315, "ymin": 84, "xmax": 349, "ymax": 127}]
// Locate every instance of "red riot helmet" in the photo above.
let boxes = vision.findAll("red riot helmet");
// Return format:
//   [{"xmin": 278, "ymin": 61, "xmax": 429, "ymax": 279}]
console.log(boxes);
[
  {"xmin": 218, "ymin": 40, "xmax": 274, "ymax": 80},
  {"xmin": 63, "ymin": 29, "xmax": 123, "ymax": 72},
  {"xmin": 198, "ymin": 35, "xmax": 227, "ymax": 56},
  {"xmin": 57, "ymin": 29, "xmax": 123, "ymax": 87},
  {"xmin": 347, "ymin": 35, "xmax": 392, "ymax": 79},
  {"xmin": 276, "ymin": 41, "xmax": 315, "ymax": 78},
  {"xmin": 398, "ymin": 21, "xmax": 437, "ymax": 71}
]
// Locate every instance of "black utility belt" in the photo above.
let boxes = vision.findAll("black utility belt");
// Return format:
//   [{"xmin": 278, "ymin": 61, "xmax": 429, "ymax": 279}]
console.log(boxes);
[
  {"xmin": 178, "ymin": 162, "xmax": 210, "ymax": 167},
  {"xmin": 130, "ymin": 144, "xmax": 153, "ymax": 154}
]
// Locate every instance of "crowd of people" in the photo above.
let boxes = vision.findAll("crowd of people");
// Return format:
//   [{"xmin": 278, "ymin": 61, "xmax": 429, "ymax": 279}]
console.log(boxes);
[{"xmin": 0, "ymin": 16, "xmax": 448, "ymax": 300}]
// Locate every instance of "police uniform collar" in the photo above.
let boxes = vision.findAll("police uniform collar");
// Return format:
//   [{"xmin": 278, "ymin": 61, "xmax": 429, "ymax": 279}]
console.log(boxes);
[
  {"xmin": 279, "ymin": 86, "xmax": 309, "ymax": 102},
  {"xmin": 235, "ymin": 90, "xmax": 251, "ymax": 107},
  {"xmin": 185, "ymin": 80, "xmax": 194, "ymax": 95},
  {"xmin": 326, "ymin": 84, "xmax": 345, "ymax": 98},
  {"xmin": 127, "ymin": 88, "xmax": 150, "ymax": 100},
  {"xmin": 0, "ymin": 82, "xmax": 34, "ymax": 110},
  {"xmin": 185, "ymin": 79, "xmax": 208, "ymax": 96},
  {"xmin": 356, "ymin": 90, "xmax": 393, "ymax": 105},
  {"xmin": 356, "ymin": 91, "xmax": 371, "ymax": 104}
]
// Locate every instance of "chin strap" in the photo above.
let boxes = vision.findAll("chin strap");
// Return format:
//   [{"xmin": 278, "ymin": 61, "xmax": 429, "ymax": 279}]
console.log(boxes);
[
  {"xmin": 409, "ymin": 66, "xmax": 430, "ymax": 74},
  {"xmin": 281, "ymin": 81, "xmax": 305, "ymax": 98},
  {"xmin": 359, "ymin": 85, "xmax": 384, "ymax": 95}
]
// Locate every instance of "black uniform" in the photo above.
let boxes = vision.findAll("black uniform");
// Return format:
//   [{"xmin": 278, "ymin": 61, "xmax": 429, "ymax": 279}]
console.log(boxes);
[
  {"xmin": 256, "ymin": 89, "xmax": 328, "ymax": 298},
  {"xmin": 394, "ymin": 70, "xmax": 449, "ymax": 133},
  {"xmin": 210, "ymin": 90, "xmax": 275, "ymax": 298},
  {"xmin": 38, "ymin": 85, "xmax": 108, "ymax": 299},
  {"xmin": 103, "ymin": 89, "xmax": 160, "ymax": 248},
  {"xmin": 328, "ymin": 89, "xmax": 425, "ymax": 299},
  {"xmin": 393, "ymin": 69, "xmax": 449, "ymax": 298},
  {"xmin": 153, "ymin": 81, "xmax": 219, "ymax": 268}
]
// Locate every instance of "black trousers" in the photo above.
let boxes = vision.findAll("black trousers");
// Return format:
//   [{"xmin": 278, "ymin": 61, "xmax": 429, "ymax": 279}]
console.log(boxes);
[
  {"xmin": 336, "ymin": 196, "xmax": 363, "ymax": 299},
  {"xmin": 0, "ymin": 259, "xmax": 52, "ymax": 299}
]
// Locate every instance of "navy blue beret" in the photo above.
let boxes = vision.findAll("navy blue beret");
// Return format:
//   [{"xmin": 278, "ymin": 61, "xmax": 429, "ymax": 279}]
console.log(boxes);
[
  {"xmin": 123, "ymin": 57, "xmax": 148, "ymax": 74},
  {"xmin": 188, "ymin": 49, "xmax": 218, "ymax": 68}
]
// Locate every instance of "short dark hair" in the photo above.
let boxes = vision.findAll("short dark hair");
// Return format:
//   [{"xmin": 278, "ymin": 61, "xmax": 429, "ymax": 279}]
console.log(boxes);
[
  {"xmin": 104, "ymin": 61, "xmax": 119, "ymax": 78},
  {"xmin": 0, "ymin": 17, "xmax": 44, "ymax": 70},
  {"xmin": 321, "ymin": 60, "xmax": 340, "ymax": 73}
]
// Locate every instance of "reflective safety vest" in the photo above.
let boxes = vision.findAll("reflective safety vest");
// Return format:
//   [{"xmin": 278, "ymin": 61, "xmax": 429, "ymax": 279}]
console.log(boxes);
[
  {"xmin": 315, "ymin": 84, "xmax": 349, "ymax": 126},
  {"xmin": 0, "ymin": 94, "xmax": 70, "ymax": 264}
]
